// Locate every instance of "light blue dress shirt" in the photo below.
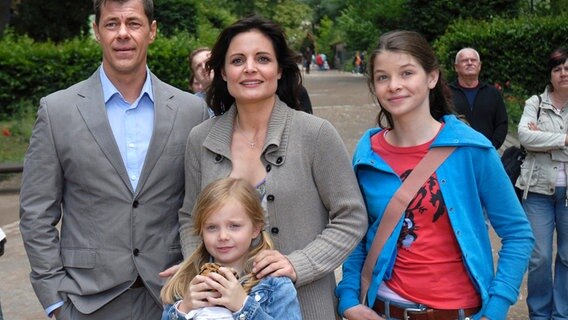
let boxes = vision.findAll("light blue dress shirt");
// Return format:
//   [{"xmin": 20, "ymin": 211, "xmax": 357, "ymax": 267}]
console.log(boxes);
[
  {"xmin": 100, "ymin": 65, "xmax": 154, "ymax": 191},
  {"xmin": 44, "ymin": 66, "xmax": 154, "ymax": 317}
]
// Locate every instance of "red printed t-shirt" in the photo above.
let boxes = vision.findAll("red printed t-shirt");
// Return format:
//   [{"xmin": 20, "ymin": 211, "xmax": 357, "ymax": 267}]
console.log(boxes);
[{"xmin": 371, "ymin": 129, "xmax": 481, "ymax": 309}]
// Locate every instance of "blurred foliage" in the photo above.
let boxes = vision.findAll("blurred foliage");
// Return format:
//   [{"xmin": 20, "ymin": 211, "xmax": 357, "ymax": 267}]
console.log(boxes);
[
  {"xmin": 0, "ymin": 30, "xmax": 100, "ymax": 118},
  {"xmin": 10, "ymin": 0, "xmax": 91, "ymax": 42},
  {"xmin": 0, "ymin": 99, "xmax": 35, "ymax": 162},
  {"xmin": 403, "ymin": 0, "xmax": 521, "ymax": 41},
  {"xmin": 335, "ymin": 0, "xmax": 407, "ymax": 53},
  {"xmin": 154, "ymin": 0, "xmax": 198, "ymax": 37},
  {"xmin": 3, "ymin": 0, "xmax": 568, "ymax": 142},
  {"xmin": 0, "ymin": 30, "xmax": 199, "ymax": 119}
]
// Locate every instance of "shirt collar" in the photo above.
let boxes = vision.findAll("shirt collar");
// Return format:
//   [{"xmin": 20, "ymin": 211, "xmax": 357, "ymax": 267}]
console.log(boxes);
[{"xmin": 99, "ymin": 64, "xmax": 154, "ymax": 104}]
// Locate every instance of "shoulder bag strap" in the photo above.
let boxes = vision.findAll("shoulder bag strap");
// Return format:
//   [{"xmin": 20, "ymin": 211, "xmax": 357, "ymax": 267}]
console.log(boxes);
[
  {"xmin": 521, "ymin": 95, "xmax": 542, "ymax": 200},
  {"xmin": 359, "ymin": 146, "xmax": 456, "ymax": 305}
]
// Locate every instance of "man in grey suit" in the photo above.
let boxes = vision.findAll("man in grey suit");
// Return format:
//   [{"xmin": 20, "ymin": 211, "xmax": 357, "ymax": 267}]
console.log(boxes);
[{"xmin": 19, "ymin": 0, "xmax": 208, "ymax": 318}]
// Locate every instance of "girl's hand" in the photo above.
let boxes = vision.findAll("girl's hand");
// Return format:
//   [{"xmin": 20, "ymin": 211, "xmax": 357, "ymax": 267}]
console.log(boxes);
[
  {"xmin": 178, "ymin": 275, "xmax": 218, "ymax": 313},
  {"xmin": 252, "ymin": 249, "xmax": 297, "ymax": 282},
  {"xmin": 344, "ymin": 304, "xmax": 384, "ymax": 320},
  {"xmin": 204, "ymin": 267, "xmax": 248, "ymax": 312}
]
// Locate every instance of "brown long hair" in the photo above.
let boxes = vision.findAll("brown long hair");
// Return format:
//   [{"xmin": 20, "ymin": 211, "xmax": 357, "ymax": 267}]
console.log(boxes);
[
  {"xmin": 367, "ymin": 30, "xmax": 455, "ymax": 129},
  {"xmin": 160, "ymin": 178, "xmax": 273, "ymax": 304}
]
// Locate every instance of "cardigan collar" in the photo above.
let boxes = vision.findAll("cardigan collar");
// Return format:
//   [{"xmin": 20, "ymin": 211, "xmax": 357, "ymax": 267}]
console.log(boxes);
[{"xmin": 202, "ymin": 95, "xmax": 292, "ymax": 166}]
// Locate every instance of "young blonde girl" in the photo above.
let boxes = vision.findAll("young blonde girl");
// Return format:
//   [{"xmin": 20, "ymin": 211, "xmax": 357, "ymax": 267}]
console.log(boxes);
[{"xmin": 161, "ymin": 177, "xmax": 301, "ymax": 320}]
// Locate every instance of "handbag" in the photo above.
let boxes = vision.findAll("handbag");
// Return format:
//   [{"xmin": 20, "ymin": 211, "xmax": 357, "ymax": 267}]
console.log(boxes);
[
  {"xmin": 359, "ymin": 146, "xmax": 456, "ymax": 305},
  {"xmin": 500, "ymin": 95, "xmax": 541, "ymax": 199}
]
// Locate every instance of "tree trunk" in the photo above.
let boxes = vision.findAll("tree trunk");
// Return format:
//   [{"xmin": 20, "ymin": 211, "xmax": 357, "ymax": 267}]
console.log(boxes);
[{"xmin": 0, "ymin": 0, "xmax": 10, "ymax": 35}]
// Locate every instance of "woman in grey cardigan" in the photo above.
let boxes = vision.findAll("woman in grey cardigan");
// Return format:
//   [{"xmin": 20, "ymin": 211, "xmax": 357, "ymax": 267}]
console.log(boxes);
[{"xmin": 177, "ymin": 15, "xmax": 367, "ymax": 320}]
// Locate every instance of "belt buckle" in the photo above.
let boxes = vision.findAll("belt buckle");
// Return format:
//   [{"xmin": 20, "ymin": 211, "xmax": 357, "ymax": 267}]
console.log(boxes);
[{"xmin": 403, "ymin": 306, "xmax": 426, "ymax": 320}]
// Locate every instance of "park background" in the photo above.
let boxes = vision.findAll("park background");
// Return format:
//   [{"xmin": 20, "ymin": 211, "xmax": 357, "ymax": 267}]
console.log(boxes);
[
  {"xmin": 0, "ymin": 0, "xmax": 567, "ymax": 160},
  {"xmin": 0, "ymin": 0, "xmax": 566, "ymax": 318}
]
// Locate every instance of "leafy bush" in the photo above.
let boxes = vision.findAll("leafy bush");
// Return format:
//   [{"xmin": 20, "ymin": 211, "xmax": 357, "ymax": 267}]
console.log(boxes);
[
  {"xmin": 0, "ymin": 32, "xmax": 100, "ymax": 118},
  {"xmin": 154, "ymin": 0, "xmax": 198, "ymax": 37},
  {"xmin": 0, "ymin": 31, "xmax": 202, "ymax": 119},
  {"xmin": 404, "ymin": 0, "xmax": 520, "ymax": 41},
  {"xmin": 435, "ymin": 14, "xmax": 568, "ymax": 97},
  {"xmin": 10, "ymin": 0, "xmax": 91, "ymax": 42}
]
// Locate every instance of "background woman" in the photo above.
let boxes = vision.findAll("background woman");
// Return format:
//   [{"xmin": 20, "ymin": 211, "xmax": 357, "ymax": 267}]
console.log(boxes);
[
  {"xmin": 516, "ymin": 47, "xmax": 568, "ymax": 319},
  {"xmin": 336, "ymin": 30, "xmax": 534, "ymax": 320},
  {"xmin": 178, "ymin": 15, "xmax": 367, "ymax": 320}
]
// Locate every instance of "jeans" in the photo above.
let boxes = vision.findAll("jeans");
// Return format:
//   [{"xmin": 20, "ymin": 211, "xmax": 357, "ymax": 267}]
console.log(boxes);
[{"xmin": 523, "ymin": 188, "xmax": 568, "ymax": 319}]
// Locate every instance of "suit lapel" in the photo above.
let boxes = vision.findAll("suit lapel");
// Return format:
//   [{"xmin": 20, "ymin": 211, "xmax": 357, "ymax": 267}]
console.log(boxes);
[
  {"xmin": 76, "ymin": 70, "xmax": 134, "ymax": 193},
  {"xmin": 135, "ymin": 74, "xmax": 177, "ymax": 195}
]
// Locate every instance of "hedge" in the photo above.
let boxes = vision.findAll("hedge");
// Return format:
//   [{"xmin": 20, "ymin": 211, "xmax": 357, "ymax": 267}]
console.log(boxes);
[
  {"xmin": 435, "ymin": 14, "xmax": 568, "ymax": 97},
  {"xmin": 0, "ymin": 31, "xmax": 198, "ymax": 119}
]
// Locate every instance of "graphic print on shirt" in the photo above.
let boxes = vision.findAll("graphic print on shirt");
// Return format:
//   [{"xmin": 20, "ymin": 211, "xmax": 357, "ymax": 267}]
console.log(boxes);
[{"xmin": 398, "ymin": 169, "xmax": 446, "ymax": 249}]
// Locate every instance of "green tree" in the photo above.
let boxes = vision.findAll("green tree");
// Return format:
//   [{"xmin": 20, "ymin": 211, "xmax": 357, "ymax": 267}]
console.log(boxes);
[
  {"xmin": 154, "ymin": 0, "xmax": 198, "ymax": 37},
  {"xmin": 315, "ymin": 16, "xmax": 340, "ymax": 58},
  {"xmin": 336, "ymin": 0, "xmax": 406, "ymax": 53},
  {"xmin": 271, "ymin": 0, "xmax": 312, "ymax": 49},
  {"xmin": 11, "ymin": 0, "xmax": 91, "ymax": 42},
  {"xmin": 403, "ymin": 0, "xmax": 520, "ymax": 41}
]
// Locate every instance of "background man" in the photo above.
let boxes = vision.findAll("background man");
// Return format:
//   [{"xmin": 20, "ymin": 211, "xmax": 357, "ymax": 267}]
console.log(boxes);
[
  {"xmin": 450, "ymin": 47, "xmax": 508, "ymax": 149},
  {"xmin": 188, "ymin": 47, "xmax": 215, "ymax": 117},
  {"xmin": 19, "ymin": 0, "xmax": 207, "ymax": 318},
  {"xmin": 188, "ymin": 47, "xmax": 213, "ymax": 99}
]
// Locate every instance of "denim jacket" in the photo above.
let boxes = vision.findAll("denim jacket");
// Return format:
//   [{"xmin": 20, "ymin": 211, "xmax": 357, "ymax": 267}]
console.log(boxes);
[{"xmin": 162, "ymin": 276, "xmax": 301, "ymax": 320}]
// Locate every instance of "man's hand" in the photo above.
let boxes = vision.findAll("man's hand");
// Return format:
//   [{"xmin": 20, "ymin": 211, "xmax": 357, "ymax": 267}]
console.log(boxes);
[
  {"xmin": 159, "ymin": 264, "xmax": 180, "ymax": 278},
  {"xmin": 344, "ymin": 304, "xmax": 384, "ymax": 320},
  {"xmin": 52, "ymin": 307, "xmax": 61, "ymax": 318},
  {"xmin": 252, "ymin": 249, "xmax": 296, "ymax": 281}
]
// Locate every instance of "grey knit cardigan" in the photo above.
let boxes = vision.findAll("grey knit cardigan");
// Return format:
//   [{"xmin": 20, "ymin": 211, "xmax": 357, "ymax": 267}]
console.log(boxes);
[{"xmin": 179, "ymin": 96, "xmax": 367, "ymax": 320}]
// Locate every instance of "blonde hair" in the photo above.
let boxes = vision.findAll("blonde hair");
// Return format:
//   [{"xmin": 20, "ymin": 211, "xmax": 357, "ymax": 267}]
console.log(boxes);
[{"xmin": 160, "ymin": 177, "xmax": 273, "ymax": 304}]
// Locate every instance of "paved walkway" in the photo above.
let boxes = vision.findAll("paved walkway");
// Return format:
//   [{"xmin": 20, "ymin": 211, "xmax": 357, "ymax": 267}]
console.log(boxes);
[{"xmin": 0, "ymin": 70, "xmax": 529, "ymax": 319}]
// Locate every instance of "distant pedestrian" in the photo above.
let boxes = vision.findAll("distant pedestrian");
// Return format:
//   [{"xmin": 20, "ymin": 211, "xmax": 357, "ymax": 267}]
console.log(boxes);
[
  {"xmin": 303, "ymin": 46, "xmax": 313, "ymax": 74},
  {"xmin": 353, "ymin": 51, "xmax": 362, "ymax": 74}
]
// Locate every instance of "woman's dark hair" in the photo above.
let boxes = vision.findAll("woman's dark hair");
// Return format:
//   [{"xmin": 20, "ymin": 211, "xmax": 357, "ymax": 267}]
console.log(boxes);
[
  {"xmin": 206, "ymin": 15, "xmax": 302, "ymax": 115},
  {"xmin": 547, "ymin": 47, "xmax": 568, "ymax": 92},
  {"xmin": 367, "ymin": 30, "xmax": 455, "ymax": 128}
]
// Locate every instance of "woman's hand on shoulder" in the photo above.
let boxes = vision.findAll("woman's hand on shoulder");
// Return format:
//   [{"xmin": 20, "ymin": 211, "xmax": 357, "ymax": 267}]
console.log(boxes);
[
  {"xmin": 344, "ymin": 304, "xmax": 384, "ymax": 320},
  {"xmin": 252, "ymin": 249, "xmax": 297, "ymax": 282},
  {"xmin": 204, "ymin": 267, "xmax": 248, "ymax": 312},
  {"xmin": 179, "ymin": 274, "xmax": 217, "ymax": 312}
]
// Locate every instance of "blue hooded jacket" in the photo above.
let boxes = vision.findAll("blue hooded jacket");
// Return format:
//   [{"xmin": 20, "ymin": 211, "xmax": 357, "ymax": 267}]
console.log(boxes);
[{"xmin": 336, "ymin": 115, "xmax": 534, "ymax": 320}]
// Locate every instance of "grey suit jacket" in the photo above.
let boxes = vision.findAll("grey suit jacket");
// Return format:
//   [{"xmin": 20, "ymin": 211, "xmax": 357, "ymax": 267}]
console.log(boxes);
[{"xmin": 19, "ymin": 68, "xmax": 208, "ymax": 314}]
